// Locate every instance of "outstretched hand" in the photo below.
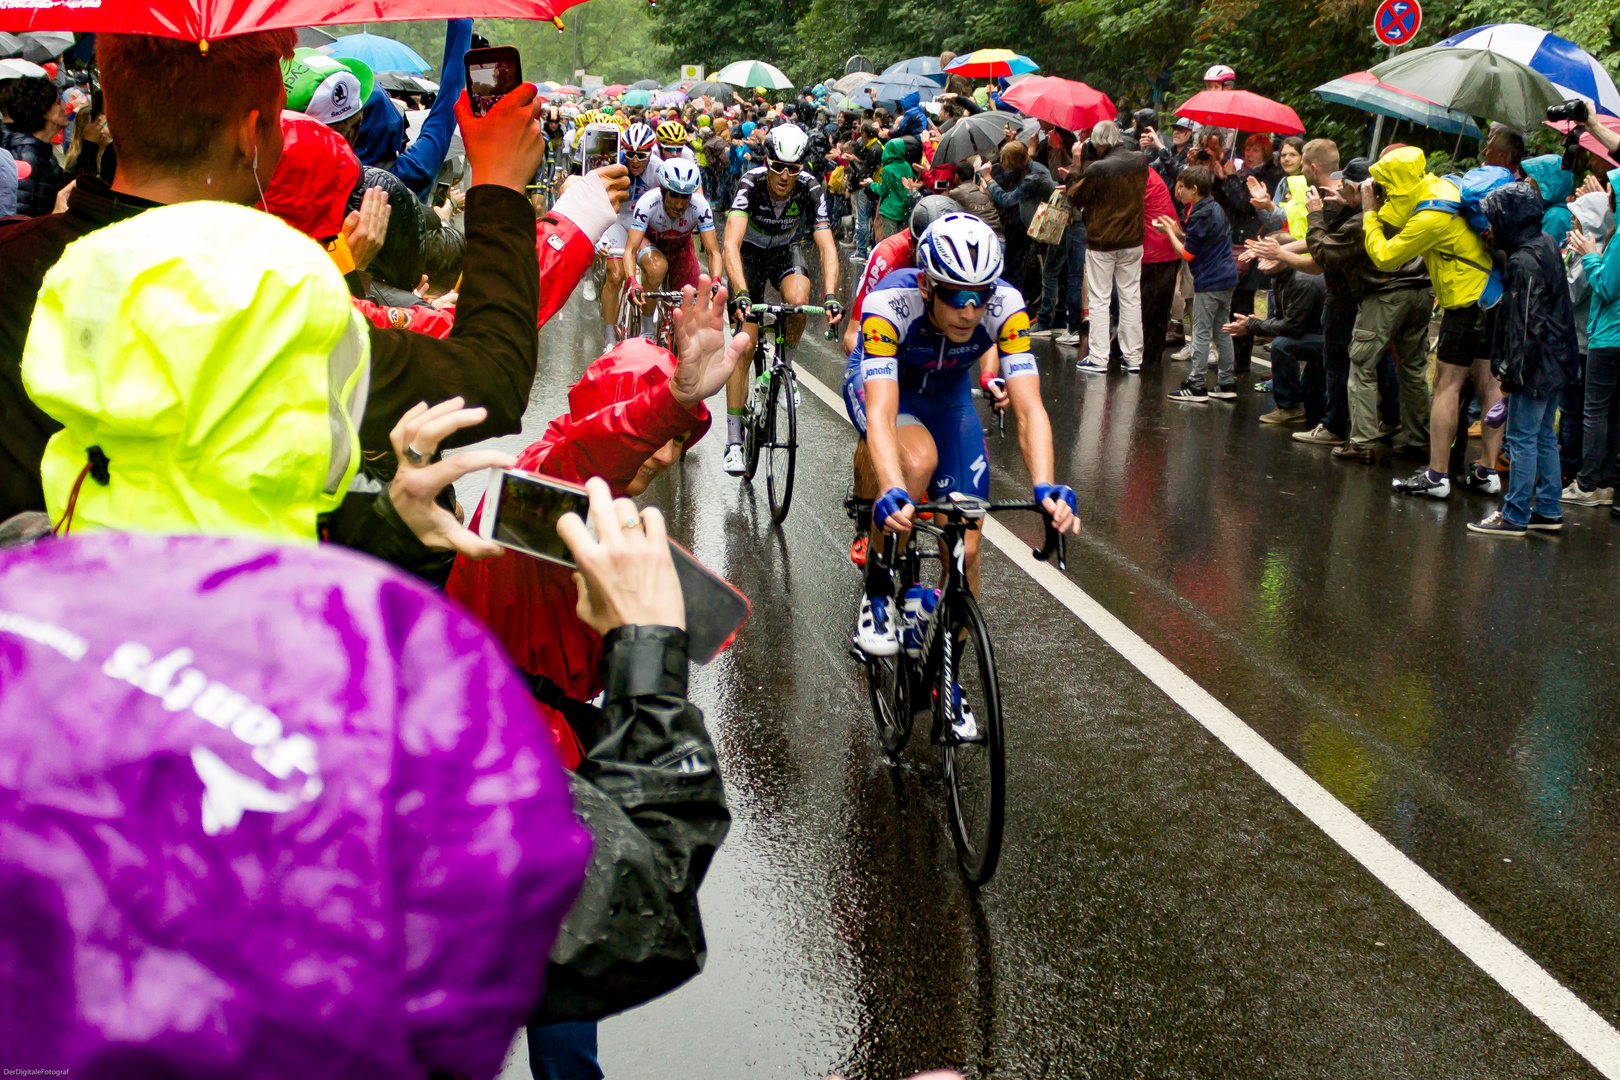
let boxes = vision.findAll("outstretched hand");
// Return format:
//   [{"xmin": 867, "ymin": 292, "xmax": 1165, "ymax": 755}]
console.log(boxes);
[
  {"xmin": 670, "ymin": 274, "xmax": 751, "ymax": 409},
  {"xmin": 387, "ymin": 398, "xmax": 516, "ymax": 559}
]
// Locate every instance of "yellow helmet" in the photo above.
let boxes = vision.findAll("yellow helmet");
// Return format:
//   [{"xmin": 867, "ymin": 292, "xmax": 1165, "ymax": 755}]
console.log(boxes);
[
  {"xmin": 574, "ymin": 112, "xmax": 589, "ymax": 129},
  {"xmin": 656, "ymin": 120, "xmax": 686, "ymax": 146},
  {"xmin": 612, "ymin": 112, "xmax": 629, "ymax": 128}
]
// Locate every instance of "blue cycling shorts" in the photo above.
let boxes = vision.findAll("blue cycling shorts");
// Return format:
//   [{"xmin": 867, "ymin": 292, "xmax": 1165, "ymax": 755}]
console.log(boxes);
[{"xmin": 842, "ymin": 357, "xmax": 989, "ymax": 500}]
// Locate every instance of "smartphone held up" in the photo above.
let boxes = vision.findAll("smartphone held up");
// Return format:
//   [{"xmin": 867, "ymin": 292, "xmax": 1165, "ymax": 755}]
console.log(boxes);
[
  {"xmin": 477, "ymin": 468, "xmax": 751, "ymax": 664},
  {"xmin": 465, "ymin": 45, "xmax": 522, "ymax": 117}
]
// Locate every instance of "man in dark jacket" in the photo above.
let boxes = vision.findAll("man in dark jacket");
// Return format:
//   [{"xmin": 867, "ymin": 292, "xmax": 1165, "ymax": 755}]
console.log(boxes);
[
  {"xmin": 1470, "ymin": 180, "xmax": 1580, "ymax": 535},
  {"xmin": 1225, "ymin": 253, "xmax": 1325, "ymax": 423},
  {"xmin": 1070, "ymin": 120, "xmax": 1147, "ymax": 373},
  {"xmin": 948, "ymin": 159, "xmax": 1003, "ymax": 238},
  {"xmin": 0, "ymin": 76, "xmax": 69, "ymax": 217}
]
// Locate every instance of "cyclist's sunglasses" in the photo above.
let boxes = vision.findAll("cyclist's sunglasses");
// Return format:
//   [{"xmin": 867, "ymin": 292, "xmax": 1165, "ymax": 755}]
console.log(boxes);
[
  {"xmin": 766, "ymin": 159, "xmax": 797, "ymax": 173},
  {"xmin": 931, "ymin": 283, "xmax": 993, "ymax": 309},
  {"xmin": 623, "ymin": 150, "xmax": 650, "ymax": 161}
]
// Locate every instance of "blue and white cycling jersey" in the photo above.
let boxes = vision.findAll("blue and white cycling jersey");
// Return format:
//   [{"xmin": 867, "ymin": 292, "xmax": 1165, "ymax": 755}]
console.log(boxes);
[{"xmin": 842, "ymin": 269, "xmax": 1038, "ymax": 500}]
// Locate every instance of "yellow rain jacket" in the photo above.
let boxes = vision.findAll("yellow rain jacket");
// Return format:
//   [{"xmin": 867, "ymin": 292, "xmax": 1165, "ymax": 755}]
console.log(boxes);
[
  {"xmin": 1364, "ymin": 147, "xmax": 1490, "ymax": 309},
  {"xmin": 23, "ymin": 202, "xmax": 369, "ymax": 543},
  {"xmin": 1281, "ymin": 173, "xmax": 1310, "ymax": 239}
]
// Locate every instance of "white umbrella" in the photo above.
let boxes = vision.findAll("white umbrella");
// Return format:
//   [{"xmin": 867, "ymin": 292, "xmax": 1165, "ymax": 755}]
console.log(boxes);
[
  {"xmin": 0, "ymin": 57, "xmax": 48, "ymax": 80},
  {"xmin": 714, "ymin": 60, "xmax": 794, "ymax": 90}
]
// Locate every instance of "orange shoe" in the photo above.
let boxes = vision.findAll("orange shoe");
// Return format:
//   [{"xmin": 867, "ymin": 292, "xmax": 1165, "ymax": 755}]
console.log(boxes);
[{"xmin": 849, "ymin": 535, "xmax": 869, "ymax": 567}]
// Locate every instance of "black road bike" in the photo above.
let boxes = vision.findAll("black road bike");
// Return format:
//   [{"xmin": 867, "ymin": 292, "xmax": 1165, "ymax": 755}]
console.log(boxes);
[
  {"xmin": 847, "ymin": 494, "xmax": 1066, "ymax": 886},
  {"xmin": 741, "ymin": 303, "xmax": 824, "ymax": 524}
]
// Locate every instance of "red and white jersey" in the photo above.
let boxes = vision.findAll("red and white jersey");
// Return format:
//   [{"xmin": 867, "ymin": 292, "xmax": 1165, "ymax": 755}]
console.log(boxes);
[
  {"xmin": 628, "ymin": 188, "xmax": 716, "ymax": 249},
  {"xmin": 853, "ymin": 229, "xmax": 915, "ymax": 322}
]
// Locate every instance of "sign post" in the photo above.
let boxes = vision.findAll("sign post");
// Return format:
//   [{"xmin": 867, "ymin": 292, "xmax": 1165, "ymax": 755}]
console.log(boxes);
[
  {"xmin": 681, "ymin": 63, "xmax": 703, "ymax": 81},
  {"xmin": 1370, "ymin": 0, "xmax": 1422, "ymax": 155}
]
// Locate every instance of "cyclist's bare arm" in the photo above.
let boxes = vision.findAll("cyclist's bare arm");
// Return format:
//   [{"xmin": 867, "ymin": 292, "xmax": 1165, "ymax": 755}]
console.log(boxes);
[
  {"xmin": 814, "ymin": 225, "xmax": 842, "ymax": 323},
  {"xmin": 722, "ymin": 214, "xmax": 750, "ymax": 296},
  {"xmin": 700, "ymin": 227, "xmax": 723, "ymax": 283},
  {"xmin": 1005, "ymin": 374, "xmax": 1080, "ymax": 533}
]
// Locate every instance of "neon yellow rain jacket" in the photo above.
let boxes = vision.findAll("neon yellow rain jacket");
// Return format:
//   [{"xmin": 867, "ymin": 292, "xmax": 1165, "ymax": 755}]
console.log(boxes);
[
  {"xmin": 1364, "ymin": 146, "xmax": 1490, "ymax": 309},
  {"xmin": 23, "ymin": 201, "xmax": 368, "ymax": 543}
]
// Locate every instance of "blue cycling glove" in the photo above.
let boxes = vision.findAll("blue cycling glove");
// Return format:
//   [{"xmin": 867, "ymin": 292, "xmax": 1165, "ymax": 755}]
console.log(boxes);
[
  {"xmin": 1034, "ymin": 483, "xmax": 1077, "ymax": 514},
  {"xmin": 874, "ymin": 487, "xmax": 914, "ymax": 530}
]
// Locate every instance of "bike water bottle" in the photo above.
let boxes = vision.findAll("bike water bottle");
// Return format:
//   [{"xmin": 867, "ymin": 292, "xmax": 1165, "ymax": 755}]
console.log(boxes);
[{"xmin": 901, "ymin": 585, "xmax": 940, "ymax": 658}]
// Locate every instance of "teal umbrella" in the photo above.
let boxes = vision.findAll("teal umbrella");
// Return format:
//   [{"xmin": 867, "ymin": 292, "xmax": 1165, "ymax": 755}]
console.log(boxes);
[
  {"xmin": 1313, "ymin": 71, "xmax": 1481, "ymax": 138},
  {"xmin": 1370, "ymin": 45, "xmax": 1564, "ymax": 131},
  {"xmin": 623, "ymin": 88, "xmax": 653, "ymax": 107},
  {"xmin": 714, "ymin": 60, "xmax": 793, "ymax": 90}
]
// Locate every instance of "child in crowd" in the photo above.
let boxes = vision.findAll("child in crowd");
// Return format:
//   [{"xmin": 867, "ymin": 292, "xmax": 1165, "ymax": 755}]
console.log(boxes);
[{"xmin": 1152, "ymin": 165, "xmax": 1241, "ymax": 403}]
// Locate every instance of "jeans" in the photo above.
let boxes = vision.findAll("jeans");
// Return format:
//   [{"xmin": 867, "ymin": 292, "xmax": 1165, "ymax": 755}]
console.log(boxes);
[
  {"xmin": 1140, "ymin": 259, "xmax": 1180, "ymax": 364},
  {"xmin": 1349, "ymin": 286, "xmax": 1432, "ymax": 445},
  {"xmin": 1321, "ymin": 296, "xmax": 1355, "ymax": 436},
  {"xmin": 1578, "ymin": 345, "xmax": 1620, "ymax": 490},
  {"xmin": 1038, "ymin": 222, "xmax": 1087, "ymax": 329},
  {"xmin": 1503, "ymin": 392, "xmax": 1563, "ymax": 527},
  {"xmin": 1086, "ymin": 245, "xmax": 1144, "ymax": 367},
  {"xmin": 1189, "ymin": 289, "xmax": 1235, "ymax": 387},
  {"xmin": 528, "ymin": 1022, "xmax": 602, "ymax": 1080},
  {"xmin": 1268, "ymin": 334, "xmax": 1325, "ymax": 410},
  {"xmin": 854, "ymin": 194, "xmax": 873, "ymax": 256}
]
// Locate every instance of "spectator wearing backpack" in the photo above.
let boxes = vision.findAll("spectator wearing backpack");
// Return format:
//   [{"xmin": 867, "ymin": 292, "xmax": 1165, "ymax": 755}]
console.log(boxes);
[{"xmin": 1363, "ymin": 147, "xmax": 1505, "ymax": 500}]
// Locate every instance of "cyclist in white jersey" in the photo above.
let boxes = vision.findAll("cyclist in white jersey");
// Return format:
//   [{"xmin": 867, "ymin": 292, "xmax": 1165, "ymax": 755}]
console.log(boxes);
[
  {"xmin": 598, "ymin": 122, "xmax": 664, "ymax": 353},
  {"xmin": 623, "ymin": 158, "xmax": 722, "ymax": 336}
]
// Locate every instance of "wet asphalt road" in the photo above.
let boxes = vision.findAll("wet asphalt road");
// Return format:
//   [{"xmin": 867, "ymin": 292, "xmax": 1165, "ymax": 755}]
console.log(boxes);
[{"xmin": 469, "ymin": 260, "xmax": 1617, "ymax": 1079}]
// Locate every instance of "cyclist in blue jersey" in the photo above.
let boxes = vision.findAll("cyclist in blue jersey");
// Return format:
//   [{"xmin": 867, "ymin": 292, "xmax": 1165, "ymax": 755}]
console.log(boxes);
[{"xmin": 845, "ymin": 213, "xmax": 1080, "ymax": 657}]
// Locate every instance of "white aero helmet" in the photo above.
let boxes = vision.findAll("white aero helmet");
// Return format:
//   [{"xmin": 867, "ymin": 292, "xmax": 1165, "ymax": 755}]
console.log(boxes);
[
  {"xmin": 660, "ymin": 157, "xmax": 701, "ymax": 195},
  {"xmin": 1203, "ymin": 64, "xmax": 1236, "ymax": 83},
  {"xmin": 916, "ymin": 213, "xmax": 1003, "ymax": 288},
  {"xmin": 621, "ymin": 122, "xmax": 658, "ymax": 153},
  {"xmin": 765, "ymin": 123, "xmax": 810, "ymax": 165}
]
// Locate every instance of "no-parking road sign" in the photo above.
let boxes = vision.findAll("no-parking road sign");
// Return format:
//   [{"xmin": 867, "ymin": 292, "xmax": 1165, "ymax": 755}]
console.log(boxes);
[{"xmin": 1374, "ymin": 0, "xmax": 1422, "ymax": 46}]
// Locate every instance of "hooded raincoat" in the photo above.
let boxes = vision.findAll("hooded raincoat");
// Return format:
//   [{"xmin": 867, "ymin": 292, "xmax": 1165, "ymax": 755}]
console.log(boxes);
[
  {"xmin": 22, "ymin": 202, "xmax": 368, "ymax": 543},
  {"xmin": 1521, "ymin": 154, "xmax": 1574, "ymax": 245},
  {"xmin": 1365, "ymin": 147, "xmax": 1492, "ymax": 309},
  {"xmin": 1483, "ymin": 180, "xmax": 1579, "ymax": 396},
  {"xmin": 1565, "ymin": 187, "xmax": 1614, "ymax": 350},
  {"xmin": 1579, "ymin": 168, "xmax": 1620, "ymax": 351},
  {"xmin": 873, "ymin": 137, "xmax": 916, "ymax": 224}
]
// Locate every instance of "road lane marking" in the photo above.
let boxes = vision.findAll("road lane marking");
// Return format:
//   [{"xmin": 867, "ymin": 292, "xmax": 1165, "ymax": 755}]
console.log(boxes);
[{"xmin": 793, "ymin": 361, "xmax": 1620, "ymax": 1077}]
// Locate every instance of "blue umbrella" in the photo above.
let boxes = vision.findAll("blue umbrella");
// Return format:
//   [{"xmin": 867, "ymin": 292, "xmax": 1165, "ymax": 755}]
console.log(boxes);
[
  {"xmin": 324, "ymin": 33, "xmax": 430, "ymax": 75},
  {"xmin": 881, "ymin": 56, "xmax": 948, "ymax": 86},
  {"xmin": 1438, "ymin": 22, "xmax": 1620, "ymax": 116},
  {"xmin": 858, "ymin": 72, "xmax": 944, "ymax": 103}
]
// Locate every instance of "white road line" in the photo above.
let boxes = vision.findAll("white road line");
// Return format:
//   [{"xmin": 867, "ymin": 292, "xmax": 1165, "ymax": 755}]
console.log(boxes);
[{"xmin": 793, "ymin": 361, "xmax": 1620, "ymax": 1077}]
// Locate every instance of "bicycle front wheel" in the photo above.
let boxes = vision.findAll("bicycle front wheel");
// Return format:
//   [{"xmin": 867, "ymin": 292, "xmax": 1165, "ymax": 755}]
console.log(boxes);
[
  {"xmin": 939, "ymin": 592, "xmax": 1006, "ymax": 886},
  {"xmin": 766, "ymin": 365, "xmax": 798, "ymax": 523}
]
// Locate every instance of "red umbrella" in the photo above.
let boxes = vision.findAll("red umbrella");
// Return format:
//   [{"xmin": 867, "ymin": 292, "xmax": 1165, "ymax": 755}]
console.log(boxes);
[
  {"xmin": 998, "ymin": 76, "xmax": 1115, "ymax": 132},
  {"xmin": 0, "ymin": 0, "xmax": 585, "ymax": 43},
  {"xmin": 1546, "ymin": 114, "xmax": 1620, "ymax": 168},
  {"xmin": 1174, "ymin": 89, "xmax": 1304, "ymax": 135},
  {"xmin": 602, "ymin": 84, "xmax": 627, "ymax": 97}
]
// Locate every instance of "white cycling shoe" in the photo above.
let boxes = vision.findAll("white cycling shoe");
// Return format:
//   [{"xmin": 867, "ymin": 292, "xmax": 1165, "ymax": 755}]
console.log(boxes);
[
  {"xmin": 947, "ymin": 684, "xmax": 981, "ymax": 742},
  {"xmin": 854, "ymin": 592, "xmax": 900, "ymax": 657},
  {"xmin": 722, "ymin": 443, "xmax": 746, "ymax": 476}
]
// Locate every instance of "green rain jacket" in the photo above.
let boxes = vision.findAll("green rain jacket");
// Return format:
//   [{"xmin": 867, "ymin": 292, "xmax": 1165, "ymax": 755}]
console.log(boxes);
[
  {"xmin": 873, "ymin": 138, "xmax": 915, "ymax": 223},
  {"xmin": 23, "ymin": 202, "xmax": 367, "ymax": 543}
]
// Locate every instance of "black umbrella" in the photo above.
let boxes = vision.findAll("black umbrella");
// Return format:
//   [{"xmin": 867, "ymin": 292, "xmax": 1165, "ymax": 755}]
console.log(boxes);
[
  {"xmin": 629, "ymin": 78, "xmax": 661, "ymax": 90},
  {"xmin": 933, "ymin": 110, "xmax": 1025, "ymax": 165},
  {"xmin": 0, "ymin": 30, "xmax": 75, "ymax": 64},
  {"xmin": 686, "ymin": 80, "xmax": 732, "ymax": 100}
]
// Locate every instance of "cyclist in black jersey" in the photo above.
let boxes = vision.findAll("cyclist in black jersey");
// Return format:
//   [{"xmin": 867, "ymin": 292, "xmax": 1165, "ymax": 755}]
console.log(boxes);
[{"xmin": 720, "ymin": 123, "xmax": 843, "ymax": 474}]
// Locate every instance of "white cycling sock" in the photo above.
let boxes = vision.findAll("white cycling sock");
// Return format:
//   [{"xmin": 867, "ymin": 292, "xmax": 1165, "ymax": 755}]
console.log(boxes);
[{"xmin": 727, "ymin": 413, "xmax": 744, "ymax": 445}]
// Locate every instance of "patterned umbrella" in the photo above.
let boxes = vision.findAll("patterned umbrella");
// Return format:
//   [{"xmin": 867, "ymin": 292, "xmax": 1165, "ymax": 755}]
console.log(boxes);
[
  {"xmin": 1439, "ymin": 22, "xmax": 1620, "ymax": 116},
  {"xmin": 714, "ymin": 59, "xmax": 794, "ymax": 90}
]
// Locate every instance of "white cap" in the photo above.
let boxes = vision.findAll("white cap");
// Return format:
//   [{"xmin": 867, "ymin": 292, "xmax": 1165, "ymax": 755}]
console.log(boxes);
[
  {"xmin": 305, "ymin": 71, "xmax": 364, "ymax": 126},
  {"xmin": 1203, "ymin": 64, "xmax": 1236, "ymax": 83}
]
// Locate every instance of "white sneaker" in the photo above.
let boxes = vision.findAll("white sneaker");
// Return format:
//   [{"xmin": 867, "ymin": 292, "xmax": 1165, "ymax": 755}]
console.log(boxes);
[
  {"xmin": 1075, "ymin": 360, "xmax": 1109, "ymax": 375},
  {"xmin": 582, "ymin": 275, "xmax": 599, "ymax": 302},
  {"xmin": 1125, "ymin": 362, "xmax": 1141, "ymax": 375},
  {"xmin": 722, "ymin": 442, "xmax": 746, "ymax": 475},
  {"xmin": 855, "ymin": 592, "xmax": 900, "ymax": 657},
  {"xmin": 948, "ymin": 685, "xmax": 981, "ymax": 742},
  {"xmin": 1058, "ymin": 329, "xmax": 1082, "ymax": 346},
  {"xmin": 1171, "ymin": 344, "xmax": 1192, "ymax": 361}
]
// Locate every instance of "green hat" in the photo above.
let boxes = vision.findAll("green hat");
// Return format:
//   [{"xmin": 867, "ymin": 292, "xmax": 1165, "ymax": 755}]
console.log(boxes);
[{"xmin": 283, "ymin": 48, "xmax": 376, "ymax": 115}]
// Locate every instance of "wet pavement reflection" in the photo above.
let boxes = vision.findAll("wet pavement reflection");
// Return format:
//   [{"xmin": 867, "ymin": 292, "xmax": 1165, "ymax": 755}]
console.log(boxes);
[{"xmin": 470, "ymin": 272, "xmax": 1613, "ymax": 1078}]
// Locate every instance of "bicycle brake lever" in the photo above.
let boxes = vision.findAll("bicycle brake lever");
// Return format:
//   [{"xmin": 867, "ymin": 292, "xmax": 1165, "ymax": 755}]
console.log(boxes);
[{"xmin": 1033, "ymin": 518, "xmax": 1067, "ymax": 572}]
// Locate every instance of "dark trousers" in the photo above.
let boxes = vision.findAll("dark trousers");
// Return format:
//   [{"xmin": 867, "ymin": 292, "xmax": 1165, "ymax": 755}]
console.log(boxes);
[
  {"xmin": 1140, "ymin": 259, "xmax": 1179, "ymax": 365},
  {"xmin": 1230, "ymin": 288, "xmax": 1255, "ymax": 372},
  {"xmin": 1562, "ymin": 351, "xmax": 1587, "ymax": 480},
  {"xmin": 1004, "ymin": 228, "xmax": 1040, "ymax": 307},
  {"xmin": 1578, "ymin": 346, "xmax": 1620, "ymax": 490},
  {"xmin": 1269, "ymin": 334, "xmax": 1326, "ymax": 411},
  {"xmin": 528, "ymin": 1022, "xmax": 602, "ymax": 1080},
  {"xmin": 1321, "ymin": 297, "xmax": 1355, "ymax": 436}
]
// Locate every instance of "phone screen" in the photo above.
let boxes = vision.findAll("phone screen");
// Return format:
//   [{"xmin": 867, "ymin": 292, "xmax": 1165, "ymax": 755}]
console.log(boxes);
[
  {"xmin": 466, "ymin": 46, "xmax": 521, "ymax": 117},
  {"xmin": 490, "ymin": 471, "xmax": 589, "ymax": 567},
  {"xmin": 583, "ymin": 129, "xmax": 619, "ymax": 172}
]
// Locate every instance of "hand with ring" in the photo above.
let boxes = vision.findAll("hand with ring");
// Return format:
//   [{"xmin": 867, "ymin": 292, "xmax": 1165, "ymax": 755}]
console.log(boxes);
[
  {"xmin": 387, "ymin": 398, "xmax": 517, "ymax": 558},
  {"xmin": 557, "ymin": 477, "xmax": 685, "ymax": 633}
]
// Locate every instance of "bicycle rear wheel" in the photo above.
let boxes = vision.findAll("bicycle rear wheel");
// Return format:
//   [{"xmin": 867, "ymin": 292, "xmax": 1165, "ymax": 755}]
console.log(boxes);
[
  {"xmin": 766, "ymin": 365, "xmax": 798, "ymax": 523},
  {"xmin": 938, "ymin": 592, "xmax": 1005, "ymax": 886}
]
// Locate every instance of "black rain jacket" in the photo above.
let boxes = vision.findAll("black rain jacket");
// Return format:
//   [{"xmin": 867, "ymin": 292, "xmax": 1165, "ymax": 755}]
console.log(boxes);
[{"xmin": 1484, "ymin": 181, "xmax": 1579, "ymax": 397}]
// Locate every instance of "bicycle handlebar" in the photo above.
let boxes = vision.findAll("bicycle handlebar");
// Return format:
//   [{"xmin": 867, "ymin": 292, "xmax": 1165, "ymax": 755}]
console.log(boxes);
[{"xmin": 850, "ymin": 496, "xmax": 1067, "ymax": 572}]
